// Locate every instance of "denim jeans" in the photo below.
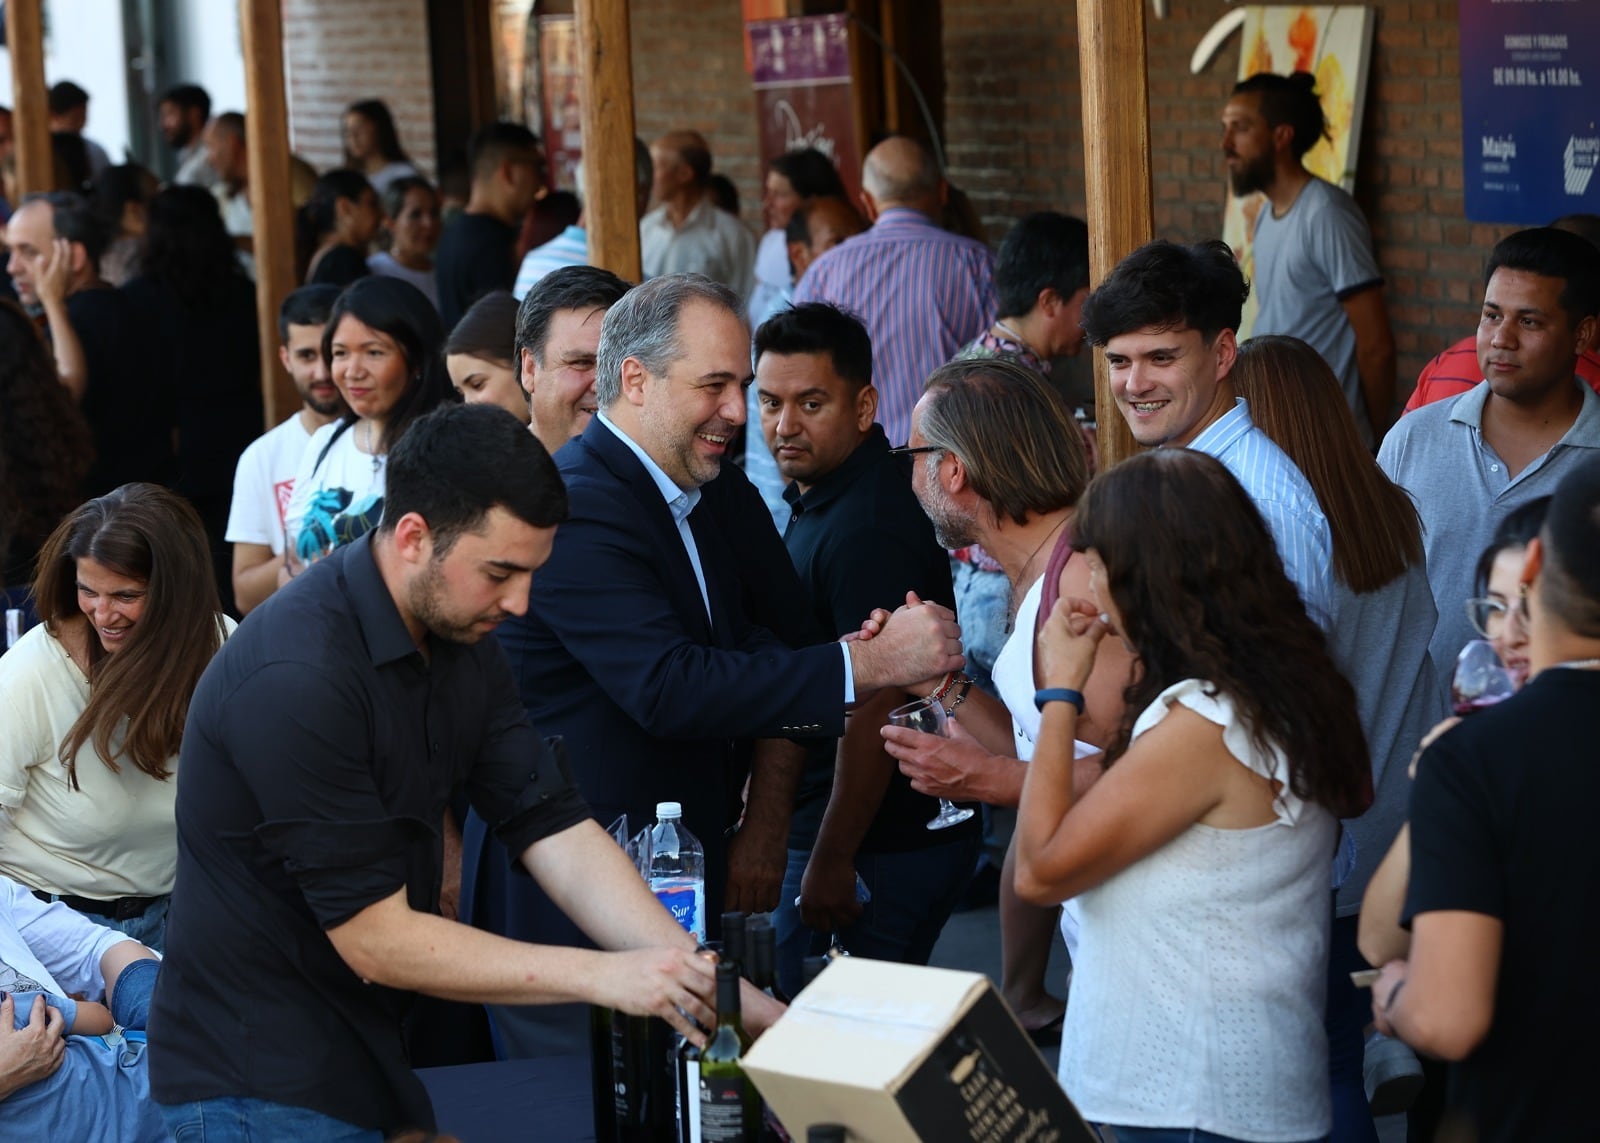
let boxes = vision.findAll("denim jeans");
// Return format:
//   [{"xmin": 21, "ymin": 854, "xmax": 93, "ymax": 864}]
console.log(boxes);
[
  {"xmin": 111, "ymin": 956, "xmax": 160, "ymax": 1030},
  {"xmin": 1325, "ymin": 913, "xmax": 1380, "ymax": 1143},
  {"xmin": 772, "ymin": 832, "xmax": 980, "ymax": 997},
  {"xmin": 161, "ymin": 1098, "xmax": 383, "ymax": 1143},
  {"xmin": 34, "ymin": 893, "xmax": 171, "ymax": 953}
]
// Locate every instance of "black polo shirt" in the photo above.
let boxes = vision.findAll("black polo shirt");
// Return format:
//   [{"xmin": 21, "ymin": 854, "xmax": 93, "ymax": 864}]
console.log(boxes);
[
  {"xmin": 781, "ymin": 425, "xmax": 975, "ymax": 853},
  {"xmin": 435, "ymin": 211, "xmax": 517, "ymax": 329},
  {"xmin": 148, "ymin": 534, "xmax": 590, "ymax": 1133}
]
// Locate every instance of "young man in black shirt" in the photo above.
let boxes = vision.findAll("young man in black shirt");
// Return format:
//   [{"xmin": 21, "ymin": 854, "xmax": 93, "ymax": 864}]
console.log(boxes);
[
  {"xmin": 149, "ymin": 405, "xmax": 759, "ymax": 1140},
  {"xmin": 1373, "ymin": 453, "xmax": 1600, "ymax": 1141},
  {"xmin": 435, "ymin": 122, "xmax": 543, "ymax": 329},
  {"xmin": 755, "ymin": 303, "xmax": 979, "ymax": 996}
]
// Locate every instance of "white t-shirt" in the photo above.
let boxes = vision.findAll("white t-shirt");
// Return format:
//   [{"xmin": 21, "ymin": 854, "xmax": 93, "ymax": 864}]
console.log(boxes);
[
  {"xmin": 0, "ymin": 877, "xmax": 130, "ymax": 1003},
  {"xmin": 0, "ymin": 619, "xmax": 234, "ymax": 899},
  {"xmin": 367, "ymin": 251, "xmax": 440, "ymax": 310},
  {"xmin": 224, "ymin": 414, "xmax": 317, "ymax": 557},
  {"xmin": 368, "ymin": 160, "xmax": 421, "ymax": 198},
  {"xmin": 283, "ymin": 420, "xmax": 387, "ymax": 565}
]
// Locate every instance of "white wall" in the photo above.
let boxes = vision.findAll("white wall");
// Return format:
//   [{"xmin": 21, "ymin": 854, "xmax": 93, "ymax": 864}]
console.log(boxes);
[
  {"xmin": 0, "ymin": 0, "xmax": 132, "ymax": 161},
  {"xmin": 166, "ymin": 0, "xmax": 246, "ymax": 117}
]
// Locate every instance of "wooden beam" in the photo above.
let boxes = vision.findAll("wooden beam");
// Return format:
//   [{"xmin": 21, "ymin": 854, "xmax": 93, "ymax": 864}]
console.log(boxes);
[
  {"xmin": 575, "ymin": 0, "xmax": 641, "ymax": 282},
  {"xmin": 5, "ymin": 0, "xmax": 52, "ymax": 196},
  {"xmin": 238, "ymin": 0, "xmax": 298, "ymax": 429},
  {"xmin": 1076, "ymin": 0, "xmax": 1151, "ymax": 470}
]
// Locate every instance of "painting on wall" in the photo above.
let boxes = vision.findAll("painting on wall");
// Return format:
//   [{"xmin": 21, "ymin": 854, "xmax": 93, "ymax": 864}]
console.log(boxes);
[{"xmin": 1222, "ymin": 6, "xmax": 1376, "ymax": 337}]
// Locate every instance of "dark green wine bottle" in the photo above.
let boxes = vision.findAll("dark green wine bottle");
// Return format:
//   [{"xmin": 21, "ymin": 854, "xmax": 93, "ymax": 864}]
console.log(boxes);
[
  {"xmin": 590, "ymin": 1005, "xmax": 617, "ymax": 1140},
  {"xmin": 722, "ymin": 911, "xmax": 748, "ymax": 980},
  {"xmin": 698, "ymin": 961, "xmax": 760, "ymax": 1142},
  {"xmin": 807, "ymin": 1127, "xmax": 848, "ymax": 1143},
  {"xmin": 747, "ymin": 921, "xmax": 787, "ymax": 1004}
]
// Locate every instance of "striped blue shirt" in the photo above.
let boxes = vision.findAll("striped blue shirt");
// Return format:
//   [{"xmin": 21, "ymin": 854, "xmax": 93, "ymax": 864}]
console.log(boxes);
[
  {"xmin": 512, "ymin": 225, "xmax": 590, "ymax": 300},
  {"xmin": 1190, "ymin": 398, "xmax": 1335, "ymax": 629},
  {"xmin": 792, "ymin": 207, "xmax": 996, "ymax": 445}
]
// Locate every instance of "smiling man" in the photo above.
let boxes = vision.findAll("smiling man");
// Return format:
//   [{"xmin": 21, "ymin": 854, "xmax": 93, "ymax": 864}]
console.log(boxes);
[
  {"xmin": 1379, "ymin": 227, "xmax": 1600, "ymax": 672},
  {"xmin": 514, "ymin": 264, "xmax": 631, "ymax": 457},
  {"xmin": 150, "ymin": 405, "xmax": 736, "ymax": 1142},
  {"xmin": 754, "ymin": 303, "xmax": 976, "ymax": 994},
  {"xmin": 1081, "ymin": 239, "xmax": 1333, "ymax": 626}
]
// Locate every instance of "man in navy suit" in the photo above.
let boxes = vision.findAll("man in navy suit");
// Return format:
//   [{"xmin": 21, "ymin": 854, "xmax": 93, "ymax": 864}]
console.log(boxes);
[{"xmin": 501, "ymin": 273, "xmax": 962, "ymax": 921}]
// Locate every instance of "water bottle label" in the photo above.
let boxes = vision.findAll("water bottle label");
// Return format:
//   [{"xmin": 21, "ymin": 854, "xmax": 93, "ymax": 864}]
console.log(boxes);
[{"xmin": 652, "ymin": 878, "xmax": 705, "ymax": 940}]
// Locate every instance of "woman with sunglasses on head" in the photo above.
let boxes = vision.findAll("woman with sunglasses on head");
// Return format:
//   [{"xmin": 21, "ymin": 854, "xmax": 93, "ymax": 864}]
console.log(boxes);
[
  {"xmin": 0, "ymin": 485, "xmax": 232, "ymax": 951},
  {"xmin": 1017, "ymin": 448, "xmax": 1370, "ymax": 1143},
  {"xmin": 281, "ymin": 277, "xmax": 456, "ymax": 581}
]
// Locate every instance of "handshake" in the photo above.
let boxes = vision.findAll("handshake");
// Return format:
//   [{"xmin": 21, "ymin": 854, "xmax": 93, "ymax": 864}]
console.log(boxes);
[{"xmin": 842, "ymin": 591, "xmax": 965, "ymax": 695}]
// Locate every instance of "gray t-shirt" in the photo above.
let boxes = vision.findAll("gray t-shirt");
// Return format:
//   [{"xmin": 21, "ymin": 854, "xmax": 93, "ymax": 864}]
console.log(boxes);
[
  {"xmin": 1325, "ymin": 563, "xmax": 1446, "ymax": 915},
  {"xmin": 1378, "ymin": 379, "xmax": 1600, "ymax": 675},
  {"xmin": 1252, "ymin": 177, "xmax": 1384, "ymax": 447}
]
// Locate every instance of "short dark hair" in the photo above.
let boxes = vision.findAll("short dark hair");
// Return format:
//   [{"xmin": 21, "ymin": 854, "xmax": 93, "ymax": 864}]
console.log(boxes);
[
  {"xmin": 382, "ymin": 403, "xmax": 568, "ymax": 555},
  {"xmin": 446, "ymin": 290, "xmax": 519, "ymax": 367},
  {"xmin": 754, "ymin": 303, "xmax": 872, "ymax": 392},
  {"xmin": 514, "ymin": 265, "xmax": 632, "ymax": 369},
  {"xmin": 24, "ymin": 190, "xmax": 112, "ymax": 269},
  {"xmin": 1473, "ymin": 496, "xmax": 1550, "ymax": 595},
  {"xmin": 467, "ymin": 122, "xmax": 540, "ymax": 182},
  {"xmin": 380, "ymin": 175, "xmax": 437, "ymax": 224},
  {"xmin": 278, "ymin": 284, "xmax": 342, "ymax": 343},
  {"xmin": 48, "ymin": 81, "xmax": 90, "ymax": 116},
  {"xmin": 707, "ymin": 174, "xmax": 740, "ymax": 216},
  {"xmin": 1552, "ymin": 213, "xmax": 1600, "ymax": 251},
  {"xmin": 1081, "ymin": 239, "xmax": 1250, "ymax": 346},
  {"xmin": 1232, "ymin": 71, "xmax": 1328, "ymax": 161},
  {"xmin": 769, "ymin": 149, "xmax": 846, "ymax": 199},
  {"xmin": 1539, "ymin": 455, "xmax": 1600, "ymax": 636},
  {"xmin": 995, "ymin": 212, "xmax": 1090, "ymax": 320},
  {"xmin": 159, "ymin": 84, "xmax": 211, "ymax": 121},
  {"xmin": 1485, "ymin": 227, "xmax": 1600, "ymax": 326}
]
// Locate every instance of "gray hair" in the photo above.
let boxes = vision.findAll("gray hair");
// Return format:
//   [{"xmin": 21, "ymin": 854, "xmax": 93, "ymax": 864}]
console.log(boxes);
[{"xmin": 595, "ymin": 274, "xmax": 746, "ymax": 406}]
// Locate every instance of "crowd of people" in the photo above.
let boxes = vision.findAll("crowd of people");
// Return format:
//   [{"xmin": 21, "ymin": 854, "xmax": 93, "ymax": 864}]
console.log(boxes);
[{"xmin": 0, "ymin": 66, "xmax": 1598, "ymax": 1143}]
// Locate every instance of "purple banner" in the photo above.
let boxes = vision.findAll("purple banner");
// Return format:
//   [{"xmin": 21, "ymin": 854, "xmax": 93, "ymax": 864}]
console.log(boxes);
[
  {"xmin": 749, "ymin": 12, "xmax": 852, "ymax": 87},
  {"xmin": 1460, "ymin": 0, "xmax": 1599, "ymax": 223}
]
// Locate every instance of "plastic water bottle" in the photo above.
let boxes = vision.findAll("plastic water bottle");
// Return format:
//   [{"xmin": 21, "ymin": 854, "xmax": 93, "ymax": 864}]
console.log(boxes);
[{"xmin": 648, "ymin": 801, "xmax": 705, "ymax": 941}]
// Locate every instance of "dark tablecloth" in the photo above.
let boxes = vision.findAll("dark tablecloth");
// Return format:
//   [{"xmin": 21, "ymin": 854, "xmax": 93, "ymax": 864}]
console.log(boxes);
[{"xmin": 418, "ymin": 1055, "xmax": 595, "ymax": 1142}]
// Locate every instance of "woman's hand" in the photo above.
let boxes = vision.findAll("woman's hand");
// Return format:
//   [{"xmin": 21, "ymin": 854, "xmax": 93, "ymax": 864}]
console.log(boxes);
[{"xmin": 1037, "ymin": 596, "xmax": 1108, "ymax": 692}]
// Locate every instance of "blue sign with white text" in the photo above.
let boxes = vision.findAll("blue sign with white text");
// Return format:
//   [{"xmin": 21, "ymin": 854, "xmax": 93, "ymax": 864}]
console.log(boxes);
[{"xmin": 1460, "ymin": 0, "xmax": 1599, "ymax": 224}]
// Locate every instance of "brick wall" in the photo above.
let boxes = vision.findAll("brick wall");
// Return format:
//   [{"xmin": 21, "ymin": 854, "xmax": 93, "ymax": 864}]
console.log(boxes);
[
  {"xmin": 941, "ymin": 0, "xmax": 1506, "ymax": 393},
  {"xmin": 282, "ymin": 0, "xmax": 438, "ymax": 179},
  {"xmin": 629, "ymin": 0, "xmax": 765, "ymax": 233}
]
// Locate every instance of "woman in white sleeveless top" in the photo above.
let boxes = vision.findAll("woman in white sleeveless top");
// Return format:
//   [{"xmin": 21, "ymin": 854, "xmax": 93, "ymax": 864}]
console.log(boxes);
[{"xmin": 1017, "ymin": 450, "xmax": 1371, "ymax": 1143}]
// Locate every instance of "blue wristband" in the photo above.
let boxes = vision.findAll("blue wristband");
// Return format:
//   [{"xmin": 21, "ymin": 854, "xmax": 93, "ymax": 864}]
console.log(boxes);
[{"xmin": 1034, "ymin": 688, "xmax": 1085, "ymax": 714}]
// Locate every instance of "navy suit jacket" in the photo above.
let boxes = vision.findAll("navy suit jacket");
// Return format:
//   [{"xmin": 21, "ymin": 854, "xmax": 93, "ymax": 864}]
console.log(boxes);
[{"xmin": 493, "ymin": 416, "xmax": 845, "ymax": 918}]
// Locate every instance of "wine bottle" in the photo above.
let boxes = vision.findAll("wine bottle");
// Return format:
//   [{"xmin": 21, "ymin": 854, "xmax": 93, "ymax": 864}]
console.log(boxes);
[
  {"xmin": 798, "ymin": 956, "xmax": 831, "ymax": 992},
  {"xmin": 807, "ymin": 1127, "xmax": 848, "ymax": 1143},
  {"xmin": 609, "ymin": 1009, "xmax": 677, "ymax": 1142},
  {"xmin": 591, "ymin": 1005, "xmax": 617, "ymax": 1141},
  {"xmin": 698, "ymin": 961, "xmax": 760, "ymax": 1142},
  {"xmin": 722, "ymin": 910, "xmax": 748, "ymax": 979},
  {"xmin": 747, "ymin": 920, "xmax": 787, "ymax": 1003}
]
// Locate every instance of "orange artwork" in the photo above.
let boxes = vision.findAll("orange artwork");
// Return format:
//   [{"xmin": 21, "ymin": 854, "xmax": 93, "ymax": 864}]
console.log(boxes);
[{"xmin": 1222, "ymin": 5, "xmax": 1376, "ymax": 336}]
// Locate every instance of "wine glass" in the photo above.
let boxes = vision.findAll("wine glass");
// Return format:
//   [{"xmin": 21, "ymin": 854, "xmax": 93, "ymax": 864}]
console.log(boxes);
[
  {"xmin": 888, "ymin": 696, "xmax": 976, "ymax": 830},
  {"xmin": 1451, "ymin": 639, "xmax": 1516, "ymax": 715}
]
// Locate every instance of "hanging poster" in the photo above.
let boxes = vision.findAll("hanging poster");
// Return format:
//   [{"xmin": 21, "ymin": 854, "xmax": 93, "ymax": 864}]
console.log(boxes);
[
  {"xmin": 1460, "ymin": 0, "xmax": 1598, "ymax": 224},
  {"xmin": 747, "ymin": 13, "xmax": 862, "ymax": 206},
  {"xmin": 1220, "ymin": 6, "xmax": 1376, "ymax": 338}
]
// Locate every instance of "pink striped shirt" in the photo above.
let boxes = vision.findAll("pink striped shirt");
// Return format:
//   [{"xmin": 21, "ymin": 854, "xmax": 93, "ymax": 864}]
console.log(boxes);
[{"xmin": 793, "ymin": 208, "xmax": 996, "ymax": 444}]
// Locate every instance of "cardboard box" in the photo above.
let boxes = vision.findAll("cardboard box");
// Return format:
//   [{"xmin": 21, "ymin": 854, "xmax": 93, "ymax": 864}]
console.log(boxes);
[{"xmin": 744, "ymin": 958, "xmax": 1096, "ymax": 1143}]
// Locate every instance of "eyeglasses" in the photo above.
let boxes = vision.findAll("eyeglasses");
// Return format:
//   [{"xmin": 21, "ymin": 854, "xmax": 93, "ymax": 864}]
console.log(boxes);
[
  {"xmin": 1465, "ymin": 597, "xmax": 1508, "ymax": 638},
  {"xmin": 889, "ymin": 445, "xmax": 944, "ymax": 457}
]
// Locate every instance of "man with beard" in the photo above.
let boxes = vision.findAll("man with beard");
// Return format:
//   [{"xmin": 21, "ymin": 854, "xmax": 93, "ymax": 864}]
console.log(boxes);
[
  {"xmin": 157, "ymin": 84, "xmax": 217, "ymax": 189},
  {"xmin": 226, "ymin": 285, "xmax": 348, "ymax": 613},
  {"xmin": 151, "ymin": 405, "xmax": 749, "ymax": 1141},
  {"xmin": 1223, "ymin": 72, "xmax": 1395, "ymax": 446}
]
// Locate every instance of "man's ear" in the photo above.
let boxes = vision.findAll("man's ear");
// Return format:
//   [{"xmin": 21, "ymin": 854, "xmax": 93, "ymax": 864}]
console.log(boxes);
[
  {"xmin": 1272, "ymin": 122, "xmax": 1296, "ymax": 158},
  {"xmin": 1521, "ymin": 536, "xmax": 1544, "ymax": 595},
  {"xmin": 278, "ymin": 344, "xmax": 293, "ymax": 375},
  {"xmin": 856, "ymin": 384, "xmax": 879, "ymax": 432},
  {"xmin": 1212, "ymin": 326, "xmax": 1239, "ymax": 380},
  {"xmin": 619, "ymin": 356, "xmax": 650, "ymax": 407},
  {"xmin": 389, "ymin": 512, "xmax": 434, "ymax": 566},
  {"xmin": 520, "ymin": 347, "xmax": 539, "ymax": 396},
  {"xmin": 69, "ymin": 241, "xmax": 91, "ymax": 279},
  {"xmin": 858, "ymin": 189, "xmax": 880, "ymax": 224},
  {"xmin": 944, "ymin": 449, "xmax": 969, "ymax": 495},
  {"xmin": 1573, "ymin": 313, "xmax": 1599, "ymax": 357}
]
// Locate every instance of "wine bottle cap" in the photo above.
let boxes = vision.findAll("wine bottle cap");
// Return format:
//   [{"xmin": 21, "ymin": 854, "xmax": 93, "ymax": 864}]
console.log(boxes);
[
  {"xmin": 655, "ymin": 801, "xmax": 682, "ymax": 819},
  {"xmin": 808, "ymin": 1126, "xmax": 848, "ymax": 1142}
]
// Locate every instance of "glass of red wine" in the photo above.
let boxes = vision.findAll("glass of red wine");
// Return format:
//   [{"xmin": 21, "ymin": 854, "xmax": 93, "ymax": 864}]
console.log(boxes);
[{"xmin": 1451, "ymin": 639, "xmax": 1516, "ymax": 715}]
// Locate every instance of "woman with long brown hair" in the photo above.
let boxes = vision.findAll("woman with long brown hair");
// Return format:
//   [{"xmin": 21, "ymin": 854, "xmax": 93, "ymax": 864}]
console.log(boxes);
[
  {"xmin": 0, "ymin": 484, "xmax": 231, "ymax": 950},
  {"xmin": 1017, "ymin": 448, "xmax": 1370, "ymax": 1143},
  {"xmin": 1233, "ymin": 334, "xmax": 1447, "ymax": 1124}
]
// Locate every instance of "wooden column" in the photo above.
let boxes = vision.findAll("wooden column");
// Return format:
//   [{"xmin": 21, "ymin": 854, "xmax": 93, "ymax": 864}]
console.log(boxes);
[
  {"xmin": 5, "ymin": 0, "xmax": 52, "ymax": 196},
  {"xmin": 239, "ymin": 0, "xmax": 298, "ymax": 428},
  {"xmin": 575, "ymin": 0, "xmax": 642, "ymax": 282},
  {"xmin": 1077, "ymin": 0, "xmax": 1152, "ymax": 469}
]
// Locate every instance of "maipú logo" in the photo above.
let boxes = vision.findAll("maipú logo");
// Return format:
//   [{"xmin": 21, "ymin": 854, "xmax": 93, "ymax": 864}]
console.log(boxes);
[
  {"xmin": 1482, "ymin": 135, "xmax": 1516, "ymax": 161},
  {"xmin": 1565, "ymin": 136, "xmax": 1598, "ymax": 196}
]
